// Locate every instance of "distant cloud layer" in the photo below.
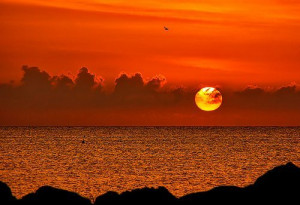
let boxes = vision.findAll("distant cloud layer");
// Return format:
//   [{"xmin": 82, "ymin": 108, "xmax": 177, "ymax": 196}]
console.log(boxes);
[
  {"xmin": 0, "ymin": 66, "xmax": 300, "ymax": 125},
  {"xmin": 0, "ymin": 66, "xmax": 187, "ymax": 109}
]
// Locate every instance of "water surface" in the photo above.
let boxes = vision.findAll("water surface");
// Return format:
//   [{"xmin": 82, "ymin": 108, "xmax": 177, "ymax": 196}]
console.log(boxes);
[{"xmin": 0, "ymin": 126, "xmax": 299, "ymax": 200}]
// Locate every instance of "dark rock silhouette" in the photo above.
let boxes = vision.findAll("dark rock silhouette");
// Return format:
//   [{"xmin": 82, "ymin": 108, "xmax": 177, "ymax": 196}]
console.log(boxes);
[
  {"xmin": 245, "ymin": 162, "xmax": 300, "ymax": 203},
  {"xmin": 0, "ymin": 181, "xmax": 16, "ymax": 203},
  {"xmin": 94, "ymin": 191, "xmax": 120, "ymax": 203},
  {"xmin": 180, "ymin": 162, "xmax": 300, "ymax": 204},
  {"xmin": 179, "ymin": 186, "xmax": 247, "ymax": 204},
  {"xmin": 252, "ymin": 162, "xmax": 299, "ymax": 191},
  {"xmin": 94, "ymin": 186, "xmax": 176, "ymax": 204},
  {"xmin": 0, "ymin": 162, "xmax": 299, "ymax": 204},
  {"xmin": 19, "ymin": 186, "xmax": 92, "ymax": 205}
]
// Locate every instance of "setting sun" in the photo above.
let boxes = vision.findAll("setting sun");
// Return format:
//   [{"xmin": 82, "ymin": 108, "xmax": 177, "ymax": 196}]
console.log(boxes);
[{"xmin": 195, "ymin": 87, "xmax": 222, "ymax": 111}]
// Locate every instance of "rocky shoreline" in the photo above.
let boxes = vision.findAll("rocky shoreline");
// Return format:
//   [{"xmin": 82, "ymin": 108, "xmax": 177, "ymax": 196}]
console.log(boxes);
[{"xmin": 1, "ymin": 162, "xmax": 299, "ymax": 204}]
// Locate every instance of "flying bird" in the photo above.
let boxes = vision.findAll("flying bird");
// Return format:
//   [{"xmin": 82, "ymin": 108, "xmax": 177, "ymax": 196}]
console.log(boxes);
[{"xmin": 164, "ymin": 26, "xmax": 169, "ymax": 31}]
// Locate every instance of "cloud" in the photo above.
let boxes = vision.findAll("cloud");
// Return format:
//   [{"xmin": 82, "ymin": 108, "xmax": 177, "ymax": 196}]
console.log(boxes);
[
  {"xmin": 275, "ymin": 84, "xmax": 296, "ymax": 95},
  {"xmin": 21, "ymin": 65, "xmax": 52, "ymax": 92},
  {"xmin": 221, "ymin": 84, "xmax": 300, "ymax": 111},
  {"xmin": 114, "ymin": 73, "xmax": 144, "ymax": 94},
  {"xmin": 114, "ymin": 73, "xmax": 166, "ymax": 94},
  {"xmin": 111, "ymin": 73, "xmax": 172, "ymax": 108},
  {"xmin": 0, "ymin": 66, "xmax": 180, "ymax": 111},
  {"xmin": 0, "ymin": 66, "xmax": 106, "ymax": 109},
  {"xmin": 0, "ymin": 66, "xmax": 300, "ymax": 125},
  {"xmin": 74, "ymin": 67, "xmax": 102, "ymax": 91},
  {"xmin": 208, "ymin": 91, "xmax": 222, "ymax": 104},
  {"xmin": 145, "ymin": 75, "xmax": 166, "ymax": 91},
  {"xmin": 52, "ymin": 75, "xmax": 74, "ymax": 90}
]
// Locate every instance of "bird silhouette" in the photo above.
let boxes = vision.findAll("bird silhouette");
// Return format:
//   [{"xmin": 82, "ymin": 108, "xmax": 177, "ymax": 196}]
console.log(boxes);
[{"xmin": 164, "ymin": 26, "xmax": 169, "ymax": 31}]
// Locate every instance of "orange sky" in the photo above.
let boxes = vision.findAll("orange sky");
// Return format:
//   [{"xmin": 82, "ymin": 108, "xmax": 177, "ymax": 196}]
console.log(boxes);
[{"xmin": 0, "ymin": 0, "xmax": 300, "ymax": 125}]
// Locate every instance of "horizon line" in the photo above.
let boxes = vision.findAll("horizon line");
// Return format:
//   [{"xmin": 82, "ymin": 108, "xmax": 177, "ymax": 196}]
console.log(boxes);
[{"xmin": 1, "ymin": 125, "xmax": 300, "ymax": 128}]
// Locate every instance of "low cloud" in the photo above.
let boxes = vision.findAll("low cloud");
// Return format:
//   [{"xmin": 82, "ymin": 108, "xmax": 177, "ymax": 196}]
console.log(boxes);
[
  {"xmin": 223, "ymin": 84, "xmax": 300, "ymax": 111},
  {"xmin": 0, "ymin": 66, "xmax": 185, "ymax": 110},
  {"xmin": 0, "ymin": 66, "xmax": 300, "ymax": 125}
]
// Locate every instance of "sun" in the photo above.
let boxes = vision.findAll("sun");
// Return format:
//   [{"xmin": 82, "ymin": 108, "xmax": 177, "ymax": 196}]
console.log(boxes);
[{"xmin": 195, "ymin": 87, "xmax": 222, "ymax": 111}]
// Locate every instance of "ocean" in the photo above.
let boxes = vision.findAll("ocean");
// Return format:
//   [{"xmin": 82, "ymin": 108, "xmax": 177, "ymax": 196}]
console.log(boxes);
[{"xmin": 0, "ymin": 126, "xmax": 299, "ymax": 200}]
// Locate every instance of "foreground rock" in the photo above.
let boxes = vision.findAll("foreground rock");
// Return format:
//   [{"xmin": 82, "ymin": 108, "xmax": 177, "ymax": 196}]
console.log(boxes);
[
  {"xmin": 180, "ymin": 162, "xmax": 300, "ymax": 204},
  {"xmin": 94, "ymin": 186, "xmax": 176, "ymax": 204},
  {"xmin": 0, "ymin": 181, "xmax": 16, "ymax": 203},
  {"xmin": 0, "ymin": 162, "xmax": 299, "ymax": 204},
  {"xmin": 19, "ymin": 186, "xmax": 92, "ymax": 205}
]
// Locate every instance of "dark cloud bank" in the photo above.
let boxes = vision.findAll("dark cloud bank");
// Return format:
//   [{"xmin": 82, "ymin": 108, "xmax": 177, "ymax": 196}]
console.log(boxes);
[
  {"xmin": 0, "ymin": 66, "xmax": 190, "ymax": 110},
  {"xmin": 0, "ymin": 66, "xmax": 300, "ymax": 125}
]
